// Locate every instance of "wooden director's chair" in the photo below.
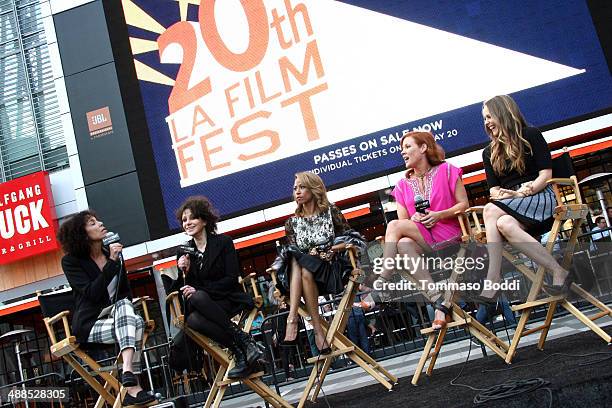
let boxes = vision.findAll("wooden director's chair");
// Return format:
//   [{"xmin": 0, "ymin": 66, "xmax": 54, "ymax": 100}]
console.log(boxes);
[
  {"xmin": 166, "ymin": 273, "xmax": 292, "ymax": 408},
  {"xmin": 461, "ymin": 152, "xmax": 612, "ymax": 364},
  {"xmin": 38, "ymin": 289, "xmax": 156, "ymax": 408},
  {"xmin": 268, "ymin": 244, "xmax": 398, "ymax": 408},
  {"xmin": 373, "ymin": 236, "xmax": 510, "ymax": 385}
]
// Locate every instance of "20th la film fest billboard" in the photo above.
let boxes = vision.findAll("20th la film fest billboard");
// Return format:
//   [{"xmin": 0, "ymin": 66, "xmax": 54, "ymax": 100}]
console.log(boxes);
[{"xmin": 122, "ymin": 0, "xmax": 611, "ymax": 228}]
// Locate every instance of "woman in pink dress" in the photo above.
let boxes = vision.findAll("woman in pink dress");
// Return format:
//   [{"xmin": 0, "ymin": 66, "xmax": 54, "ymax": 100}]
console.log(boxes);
[{"xmin": 378, "ymin": 131, "xmax": 469, "ymax": 329}]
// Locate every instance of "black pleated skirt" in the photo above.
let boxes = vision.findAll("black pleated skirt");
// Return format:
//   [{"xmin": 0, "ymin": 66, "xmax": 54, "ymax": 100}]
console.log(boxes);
[{"xmin": 491, "ymin": 185, "xmax": 556, "ymax": 236}]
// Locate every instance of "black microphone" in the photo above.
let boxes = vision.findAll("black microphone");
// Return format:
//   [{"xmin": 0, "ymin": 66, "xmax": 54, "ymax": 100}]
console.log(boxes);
[
  {"xmin": 102, "ymin": 231, "xmax": 121, "ymax": 246},
  {"xmin": 177, "ymin": 244, "xmax": 202, "ymax": 260},
  {"xmin": 414, "ymin": 194, "xmax": 430, "ymax": 214},
  {"xmin": 102, "ymin": 231, "xmax": 123, "ymax": 263},
  {"xmin": 176, "ymin": 244, "xmax": 201, "ymax": 291},
  {"xmin": 177, "ymin": 243, "xmax": 203, "ymax": 276}
]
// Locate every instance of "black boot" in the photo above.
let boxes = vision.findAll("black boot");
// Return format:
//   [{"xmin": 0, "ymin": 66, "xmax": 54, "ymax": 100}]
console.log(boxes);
[
  {"xmin": 227, "ymin": 343, "xmax": 253, "ymax": 379},
  {"xmin": 232, "ymin": 325, "xmax": 266, "ymax": 365}
]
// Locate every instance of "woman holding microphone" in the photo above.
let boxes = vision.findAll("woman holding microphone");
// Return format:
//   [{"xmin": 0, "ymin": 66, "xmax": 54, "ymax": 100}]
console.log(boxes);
[
  {"xmin": 171, "ymin": 196, "xmax": 264, "ymax": 378},
  {"xmin": 58, "ymin": 210, "xmax": 155, "ymax": 406},
  {"xmin": 377, "ymin": 131, "xmax": 469, "ymax": 330}
]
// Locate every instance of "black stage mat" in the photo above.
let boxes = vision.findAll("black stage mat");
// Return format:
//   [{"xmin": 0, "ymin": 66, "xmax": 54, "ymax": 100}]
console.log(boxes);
[{"xmin": 305, "ymin": 327, "xmax": 612, "ymax": 408}]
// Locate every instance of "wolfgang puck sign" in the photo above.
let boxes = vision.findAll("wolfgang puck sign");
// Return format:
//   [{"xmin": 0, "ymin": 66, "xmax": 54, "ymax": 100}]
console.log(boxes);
[{"xmin": 0, "ymin": 172, "xmax": 59, "ymax": 264}]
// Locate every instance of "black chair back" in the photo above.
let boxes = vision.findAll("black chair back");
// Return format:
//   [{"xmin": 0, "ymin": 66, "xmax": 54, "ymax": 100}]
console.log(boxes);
[
  {"xmin": 38, "ymin": 289, "xmax": 75, "ymax": 318},
  {"xmin": 551, "ymin": 152, "xmax": 575, "ymax": 179}
]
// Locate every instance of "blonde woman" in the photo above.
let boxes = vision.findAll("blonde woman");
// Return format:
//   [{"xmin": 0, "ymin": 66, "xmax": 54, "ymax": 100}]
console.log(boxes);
[
  {"xmin": 478, "ymin": 95, "xmax": 572, "ymax": 301},
  {"xmin": 278, "ymin": 172, "xmax": 364, "ymax": 355}
]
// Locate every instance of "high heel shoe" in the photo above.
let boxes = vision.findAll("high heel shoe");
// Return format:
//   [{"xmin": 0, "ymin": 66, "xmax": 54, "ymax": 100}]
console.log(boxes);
[
  {"xmin": 472, "ymin": 293, "xmax": 499, "ymax": 305},
  {"xmin": 315, "ymin": 338, "xmax": 332, "ymax": 355},
  {"xmin": 543, "ymin": 270, "xmax": 574, "ymax": 297},
  {"xmin": 281, "ymin": 317, "xmax": 299, "ymax": 346},
  {"xmin": 432, "ymin": 298, "xmax": 452, "ymax": 331}
]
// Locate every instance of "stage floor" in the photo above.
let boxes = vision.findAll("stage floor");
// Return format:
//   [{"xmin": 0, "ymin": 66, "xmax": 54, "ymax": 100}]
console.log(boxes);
[
  {"xmin": 301, "ymin": 324, "xmax": 612, "ymax": 408},
  {"xmin": 222, "ymin": 309, "xmax": 611, "ymax": 408}
]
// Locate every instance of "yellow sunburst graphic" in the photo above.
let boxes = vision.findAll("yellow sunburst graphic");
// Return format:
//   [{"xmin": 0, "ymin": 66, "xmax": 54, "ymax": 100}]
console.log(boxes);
[{"xmin": 122, "ymin": 0, "xmax": 199, "ymax": 85}]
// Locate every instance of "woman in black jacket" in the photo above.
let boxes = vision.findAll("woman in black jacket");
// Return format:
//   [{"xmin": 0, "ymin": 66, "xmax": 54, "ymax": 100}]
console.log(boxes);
[
  {"xmin": 58, "ymin": 210, "xmax": 155, "ymax": 407},
  {"xmin": 172, "ymin": 196, "xmax": 263, "ymax": 378}
]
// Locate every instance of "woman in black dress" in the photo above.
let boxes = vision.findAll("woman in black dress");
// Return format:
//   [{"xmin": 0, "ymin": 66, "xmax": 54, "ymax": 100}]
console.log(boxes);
[
  {"xmin": 58, "ymin": 211, "xmax": 155, "ymax": 406},
  {"xmin": 478, "ymin": 95, "xmax": 572, "ymax": 301},
  {"xmin": 279, "ymin": 172, "xmax": 364, "ymax": 354},
  {"xmin": 173, "ymin": 196, "xmax": 264, "ymax": 378}
]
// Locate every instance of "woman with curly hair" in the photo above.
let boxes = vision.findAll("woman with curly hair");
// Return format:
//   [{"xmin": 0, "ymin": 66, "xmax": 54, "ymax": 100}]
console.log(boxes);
[
  {"xmin": 171, "ymin": 196, "xmax": 263, "ymax": 378},
  {"xmin": 478, "ymin": 95, "xmax": 571, "ymax": 301},
  {"xmin": 57, "ymin": 210, "xmax": 155, "ymax": 407}
]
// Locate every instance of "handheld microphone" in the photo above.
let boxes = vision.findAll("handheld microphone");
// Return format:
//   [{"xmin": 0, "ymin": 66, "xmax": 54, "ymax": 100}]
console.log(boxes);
[
  {"xmin": 177, "ymin": 244, "xmax": 202, "ymax": 260},
  {"xmin": 177, "ymin": 243, "xmax": 203, "ymax": 278},
  {"xmin": 414, "ymin": 194, "xmax": 431, "ymax": 214},
  {"xmin": 102, "ymin": 231, "xmax": 123, "ymax": 263},
  {"xmin": 102, "ymin": 231, "xmax": 121, "ymax": 246}
]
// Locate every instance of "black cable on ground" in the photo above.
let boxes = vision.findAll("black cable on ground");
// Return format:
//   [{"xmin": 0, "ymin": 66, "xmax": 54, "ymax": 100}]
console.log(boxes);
[
  {"xmin": 449, "ymin": 315, "xmax": 554, "ymax": 406},
  {"xmin": 472, "ymin": 378, "xmax": 551, "ymax": 406},
  {"xmin": 481, "ymin": 351, "xmax": 612, "ymax": 373}
]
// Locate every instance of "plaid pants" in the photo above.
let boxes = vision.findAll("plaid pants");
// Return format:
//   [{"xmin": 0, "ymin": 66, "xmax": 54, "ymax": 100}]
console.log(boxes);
[{"xmin": 88, "ymin": 298, "xmax": 145, "ymax": 367}]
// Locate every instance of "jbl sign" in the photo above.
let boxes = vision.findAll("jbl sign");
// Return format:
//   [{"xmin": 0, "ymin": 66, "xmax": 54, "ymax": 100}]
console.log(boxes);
[
  {"xmin": 0, "ymin": 172, "xmax": 59, "ymax": 264},
  {"xmin": 86, "ymin": 106, "xmax": 113, "ymax": 139},
  {"xmin": 91, "ymin": 113, "xmax": 108, "ymax": 125}
]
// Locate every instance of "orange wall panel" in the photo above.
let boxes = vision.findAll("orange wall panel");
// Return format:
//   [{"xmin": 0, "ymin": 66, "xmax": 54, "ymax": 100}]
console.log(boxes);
[{"xmin": 0, "ymin": 249, "xmax": 64, "ymax": 293}]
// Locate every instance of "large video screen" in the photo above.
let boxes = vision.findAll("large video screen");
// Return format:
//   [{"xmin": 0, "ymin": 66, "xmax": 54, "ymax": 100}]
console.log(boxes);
[{"xmin": 123, "ymin": 0, "xmax": 611, "ymax": 228}]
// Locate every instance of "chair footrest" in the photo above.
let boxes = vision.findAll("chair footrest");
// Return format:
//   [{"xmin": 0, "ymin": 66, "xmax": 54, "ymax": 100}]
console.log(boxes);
[
  {"xmin": 217, "ymin": 371, "xmax": 264, "ymax": 386},
  {"xmin": 420, "ymin": 318, "xmax": 471, "ymax": 335},
  {"xmin": 306, "ymin": 347, "xmax": 355, "ymax": 363},
  {"xmin": 521, "ymin": 324, "xmax": 549, "ymax": 337},
  {"xmin": 511, "ymin": 296, "xmax": 565, "ymax": 311}
]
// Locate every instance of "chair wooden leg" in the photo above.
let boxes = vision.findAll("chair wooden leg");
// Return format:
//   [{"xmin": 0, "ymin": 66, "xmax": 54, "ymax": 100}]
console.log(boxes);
[
  {"xmin": 316, "ymin": 311, "xmax": 398, "ymax": 384},
  {"xmin": 245, "ymin": 378, "xmax": 293, "ymax": 408},
  {"xmin": 204, "ymin": 366, "xmax": 226, "ymax": 408},
  {"xmin": 467, "ymin": 326, "xmax": 509, "ymax": 359},
  {"xmin": 347, "ymin": 339, "xmax": 398, "ymax": 383},
  {"xmin": 350, "ymin": 352, "xmax": 394, "ymax": 390},
  {"xmin": 561, "ymin": 300, "xmax": 612, "ymax": 343},
  {"xmin": 298, "ymin": 360, "xmax": 321, "ymax": 408},
  {"xmin": 570, "ymin": 284, "xmax": 612, "ymax": 317},
  {"xmin": 506, "ymin": 307, "xmax": 533, "ymax": 364},
  {"xmin": 310, "ymin": 355, "xmax": 334, "ymax": 402},
  {"xmin": 74, "ymin": 350, "xmax": 120, "ymax": 390},
  {"xmin": 212, "ymin": 385, "xmax": 226, "ymax": 408},
  {"xmin": 325, "ymin": 328, "xmax": 397, "ymax": 387},
  {"xmin": 426, "ymin": 328, "xmax": 447, "ymax": 376},
  {"xmin": 411, "ymin": 333, "xmax": 436, "ymax": 385},
  {"xmin": 537, "ymin": 301, "xmax": 558, "ymax": 350},
  {"xmin": 94, "ymin": 364, "xmax": 122, "ymax": 408},
  {"xmin": 94, "ymin": 387, "xmax": 111, "ymax": 408},
  {"xmin": 112, "ymin": 388, "xmax": 126, "ymax": 408},
  {"xmin": 63, "ymin": 355, "xmax": 116, "ymax": 405}
]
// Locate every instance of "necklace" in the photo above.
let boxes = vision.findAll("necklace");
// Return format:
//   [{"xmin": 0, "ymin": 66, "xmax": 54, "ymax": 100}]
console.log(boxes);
[
  {"xmin": 413, "ymin": 166, "xmax": 432, "ymax": 179},
  {"xmin": 407, "ymin": 165, "xmax": 438, "ymax": 200}
]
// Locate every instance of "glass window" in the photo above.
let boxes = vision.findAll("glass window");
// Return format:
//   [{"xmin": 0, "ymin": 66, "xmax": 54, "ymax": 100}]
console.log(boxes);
[{"xmin": 0, "ymin": 0, "xmax": 67, "ymax": 182}]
